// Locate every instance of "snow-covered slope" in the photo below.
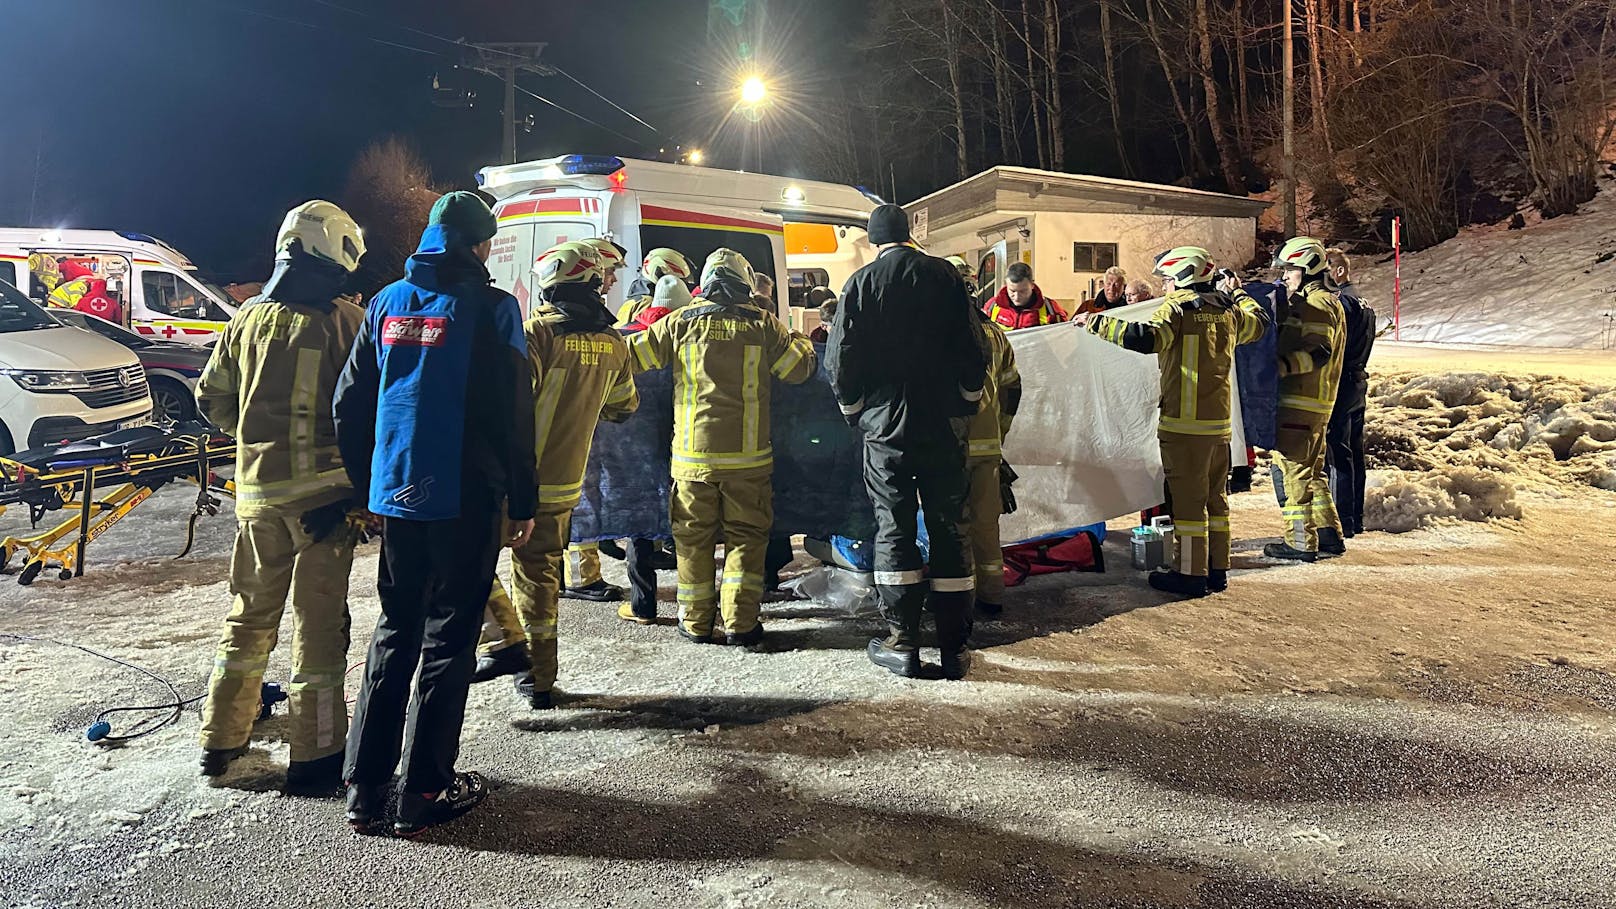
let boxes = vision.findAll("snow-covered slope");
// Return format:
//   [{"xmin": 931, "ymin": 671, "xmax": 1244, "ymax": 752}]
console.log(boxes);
[{"xmin": 1357, "ymin": 181, "xmax": 1616, "ymax": 349}]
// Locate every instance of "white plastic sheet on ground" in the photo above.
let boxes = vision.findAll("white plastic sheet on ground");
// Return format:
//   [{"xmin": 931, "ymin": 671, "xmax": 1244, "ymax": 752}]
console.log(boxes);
[{"xmin": 999, "ymin": 305, "xmax": 1245, "ymax": 544}]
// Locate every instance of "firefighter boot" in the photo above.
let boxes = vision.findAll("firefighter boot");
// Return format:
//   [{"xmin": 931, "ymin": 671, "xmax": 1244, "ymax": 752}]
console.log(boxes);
[
  {"xmin": 932, "ymin": 593, "xmax": 973, "ymax": 681},
  {"xmin": 1317, "ymin": 527, "xmax": 1346, "ymax": 557},
  {"xmin": 284, "ymin": 753, "xmax": 343, "ymax": 797},
  {"xmin": 472, "ymin": 645, "xmax": 530, "ymax": 683},
  {"xmin": 1263, "ymin": 542, "xmax": 1318, "ymax": 563},
  {"xmin": 869, "ymin": 582, "xmax": 925, "ymax": 677},
  {"xmin": 1148, "ymin": 570, "xmax": 1210, "ymax": 598},
  {"xmin": 1207, "ymin": 569, "xmax": 1229, "ymax": 593},
  {"xmin": 867, "ymin": 639, "xmax": 922, "ymax": 677}
]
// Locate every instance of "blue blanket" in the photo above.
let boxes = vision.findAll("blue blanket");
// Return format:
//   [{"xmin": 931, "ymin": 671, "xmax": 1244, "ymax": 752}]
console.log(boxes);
[{"xmin": 1236, "ymin": 282, "xmax": 1281, "ymax": 450}]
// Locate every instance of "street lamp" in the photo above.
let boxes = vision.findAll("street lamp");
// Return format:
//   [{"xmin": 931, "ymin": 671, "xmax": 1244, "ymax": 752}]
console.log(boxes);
[
  {"xmin": 688, "ymin": 148, "xmax": 705, "ymax": 165},
  {"xmin": 739, "ymin": 75, "xmax": 768, "ymax": 106}
]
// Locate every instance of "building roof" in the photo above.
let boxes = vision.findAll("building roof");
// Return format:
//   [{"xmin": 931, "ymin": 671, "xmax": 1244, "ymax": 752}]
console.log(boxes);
[{"xmin": 904, "ymin": 166, "xmax": 1271, "ymax": 237}]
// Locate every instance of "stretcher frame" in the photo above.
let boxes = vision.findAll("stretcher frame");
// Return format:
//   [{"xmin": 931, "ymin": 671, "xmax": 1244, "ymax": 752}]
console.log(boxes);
[{"xmin": 0, "ymin": 429, "xmax": 235, "ymax": 586}]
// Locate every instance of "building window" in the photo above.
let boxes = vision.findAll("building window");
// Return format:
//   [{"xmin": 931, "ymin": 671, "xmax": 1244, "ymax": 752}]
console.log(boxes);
[{"xmin": 1072, "ymin": 242, "xmax": 1119, "ymax": 274}]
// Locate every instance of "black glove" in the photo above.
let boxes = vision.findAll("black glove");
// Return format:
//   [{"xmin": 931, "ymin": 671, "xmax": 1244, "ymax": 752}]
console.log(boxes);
[
  {"xmin": 998, "ymin": 459, "xmax": 1019, "ymax": 516},
  {"xmin": 300, "ymin": 499, "xmax": 353, "ymax": 543}
]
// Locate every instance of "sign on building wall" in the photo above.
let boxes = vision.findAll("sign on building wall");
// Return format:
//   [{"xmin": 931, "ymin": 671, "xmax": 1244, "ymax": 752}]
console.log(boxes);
[{"xmin": 911, "ymin": 207, "xmax": 929, "ymax": 243}]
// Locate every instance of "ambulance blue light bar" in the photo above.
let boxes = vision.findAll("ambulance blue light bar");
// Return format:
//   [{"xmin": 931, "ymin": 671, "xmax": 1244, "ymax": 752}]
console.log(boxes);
[
  {"xmin": 557, "ymin": 155, "xmax": 626, "ymax": 176},
  {"xmin": 855, "ymin": 185, "xmax": 888, "ymax": 206}
]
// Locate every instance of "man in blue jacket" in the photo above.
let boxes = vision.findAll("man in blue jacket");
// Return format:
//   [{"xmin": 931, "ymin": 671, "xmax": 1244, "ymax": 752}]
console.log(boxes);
[{"xmin": 333, "ymin": 191, "xmax": 536, "ymax": 838}]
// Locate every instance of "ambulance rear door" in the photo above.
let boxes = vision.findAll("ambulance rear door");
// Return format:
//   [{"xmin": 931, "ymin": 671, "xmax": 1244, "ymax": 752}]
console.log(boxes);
[
  {"xmin": 129, "ymin": 259, "xmax": 234, "ymax": 344},
  {"xmin": 489, "ymin": 191, "xmax": 607, "ymax": 315},
  {"xmin": 633, "ymin": 200, "xmax": 786, "ymax": 317}
]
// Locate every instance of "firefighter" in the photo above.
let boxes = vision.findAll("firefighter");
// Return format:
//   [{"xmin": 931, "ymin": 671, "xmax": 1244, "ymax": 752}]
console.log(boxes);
[
  {"xmin": 828, "ymin": 204, "xmax": 988, "ymax": 680},
  {"xmin": 1082, "ymin": 246, "xmax": 1271, "ymax": 597},
  {"xmin": 628, "ymin": 249, "xmax": 817, "ymax": 647},
  {"xmin": 945, "ymin": 255, "xmax": 979, "ymax": 296},
  {"xmin": 194, "ymin": 200, "xmax": 367, "ymax": 792},
  {"xmin": 984, "ymin": 261, "xmax": 1067, "ymax": 329},
  {"xmin": 1266, "ymin": 237, "xmax": 1347, "ymax": 562},
  {"xmin": 508, "ymin": 242, "xmax": 640, "ymax": 709},
  {"xmin": 618, "ymin": 247, "xmax": 695, "ymax": 325},
  {"xmin": 966, "ymin": 308, "xmax": 1021, "ymax": 616},
  {"xmin": 46, "ymin": 259, "xmax": 94, "ymax": 309}
]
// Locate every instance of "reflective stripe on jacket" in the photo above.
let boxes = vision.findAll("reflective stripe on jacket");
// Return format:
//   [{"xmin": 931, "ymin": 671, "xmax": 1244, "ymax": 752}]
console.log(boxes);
[
  {"xmin": 1089, "ymin": 287, "xmax": 1270, "ymax": 438},
  {"xmin": 197, "ymin": 295, "xmax": 364, "ymax": 516},
  {"xmin": 1277, "ymin": 282, "xmax": 1346, "ymax": 422},
  {"xmin": 628, "ymin": 298, "xmax": 817, "ymax": 481},
  {"xmin": 966, "ymin": 316, "xmax": 1021, "ymax": 461},
  {"xmin": 527, "ymin": 307, "xmax": 639, "ymax": 507}
]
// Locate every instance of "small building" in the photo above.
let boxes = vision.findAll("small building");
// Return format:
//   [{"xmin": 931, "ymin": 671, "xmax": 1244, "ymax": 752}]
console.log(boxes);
[{"xmin": 903, "ymin": 166, "xmax": 1270, "ymax": 307}]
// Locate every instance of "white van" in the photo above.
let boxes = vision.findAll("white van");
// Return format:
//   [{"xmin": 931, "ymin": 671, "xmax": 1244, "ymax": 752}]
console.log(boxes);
[
  {"xmin": 0, "ymin": 229, "xmax": 237, "ymax": 346},
  {"xmin": 0, "ymin": 280, "xmax": 152, "ymax": 455},
  {"xmin": 476, "ymin": 155, "xmax": 880, "ymax": 333}
]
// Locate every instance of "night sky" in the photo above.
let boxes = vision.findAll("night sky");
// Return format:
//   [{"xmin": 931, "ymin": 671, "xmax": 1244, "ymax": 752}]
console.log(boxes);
[{"xmin": 0, "ymin": 0, "xmax": 856, "ymax": 280}]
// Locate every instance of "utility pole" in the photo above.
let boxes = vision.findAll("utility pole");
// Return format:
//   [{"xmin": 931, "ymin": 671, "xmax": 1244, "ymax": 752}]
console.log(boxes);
[
  {"xmin": 1282, "ymin": 0, "xmax": 1298, "ymax": 236},
  {"xmin": 461, "ymin": 42, "xmax": 550, "ymax": 165}
]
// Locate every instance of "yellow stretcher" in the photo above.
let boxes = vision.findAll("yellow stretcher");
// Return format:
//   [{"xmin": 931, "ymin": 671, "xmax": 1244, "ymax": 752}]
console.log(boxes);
[{"xmin": 0, "ymin": 423, "xmax": 235, "ymax": 586}]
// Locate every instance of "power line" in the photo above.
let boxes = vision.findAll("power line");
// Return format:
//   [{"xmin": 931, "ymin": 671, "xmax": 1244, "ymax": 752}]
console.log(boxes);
[{"xmin": 218, "ymin": 3, "xmax": 438, "ymax": 55}]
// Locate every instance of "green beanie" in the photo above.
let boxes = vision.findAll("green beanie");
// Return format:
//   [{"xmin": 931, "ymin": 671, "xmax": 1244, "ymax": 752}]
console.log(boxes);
[{"xmin": 428, "ymin": 191, "xmax": 498, "ymax": 245}]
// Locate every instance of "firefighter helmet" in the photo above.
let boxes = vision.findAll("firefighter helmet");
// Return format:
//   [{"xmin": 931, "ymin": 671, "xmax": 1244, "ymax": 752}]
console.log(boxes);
[
  {"xmin": 532, "ymin": 242, "xmax": 603, "ymax": 289},
  {"xmin": 700, "ymin": 247, "xmax": 756, "ymax": 292},
  {"xmin": 276, "ymin": 200, "xmax": 366, "ymax": 272},
  {"xmin": 581, "ymin": 237, "xmax": 627, "ymax": 272},
  {"xmin": 641, "ymin": 247, "xmax": 693, "ymax": 283},
  {"xmin": 945, "ymin": 255, "xmax": 977, "ymax": 284},
  {"xmin": 1151, "ymin": 246, "xmax": 1216, "ymax": 286},
  {"xmin": 1273, "ymin": 237, "xmax": 1330, "ymax": 276}
]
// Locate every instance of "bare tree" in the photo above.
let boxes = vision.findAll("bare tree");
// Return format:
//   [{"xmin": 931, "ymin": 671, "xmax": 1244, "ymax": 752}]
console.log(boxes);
[
  {"xmin": 1099, "ymin": 0, "xmax": 1136, "ymax": 176},
  {"xmin": 342, "ymin": 138, "xmax": 440, "ymax": 299},
  {"xmin": 1193, "ymin": 0, "xmax": 1247, "ymax": 192}
]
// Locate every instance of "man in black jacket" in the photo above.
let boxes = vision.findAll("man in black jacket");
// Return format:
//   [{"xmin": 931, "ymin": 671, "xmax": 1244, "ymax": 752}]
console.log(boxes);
[
  {"xmin": 828, "ymin": 204, "xmax": 988, "ymax": 680},
  {"xmin": 1325, "ymin": 248, "xmax": 1376, "ymax": 537}
]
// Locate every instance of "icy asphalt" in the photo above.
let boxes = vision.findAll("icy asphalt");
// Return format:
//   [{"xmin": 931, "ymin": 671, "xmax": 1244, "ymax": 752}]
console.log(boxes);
[{"xmin": 2, "ymin": 489, "xmax": 1615, "ymax": 909}]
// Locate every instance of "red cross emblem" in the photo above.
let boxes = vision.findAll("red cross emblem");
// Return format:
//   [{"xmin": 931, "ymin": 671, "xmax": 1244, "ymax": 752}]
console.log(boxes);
[{"xmin": 160, "ymin": 324, "xmax": 179, "ymax": 339}]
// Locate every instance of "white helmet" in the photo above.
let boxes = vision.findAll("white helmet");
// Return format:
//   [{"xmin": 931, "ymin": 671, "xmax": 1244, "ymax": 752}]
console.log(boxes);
[
  {"xmin": 641, "ymin": 247, "xmax": 693, "ymax": 283},
  {"xmin": 277, "ymin": 200, "xmax": 365, "ymax": 272},
  {"xmin": 532, "ymin": 242, "xmax": 604, "ymax": 290}
]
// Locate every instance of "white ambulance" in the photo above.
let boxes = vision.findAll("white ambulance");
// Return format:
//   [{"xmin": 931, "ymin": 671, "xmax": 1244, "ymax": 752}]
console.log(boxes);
[
  {"xmin": 0, "ymin": 229, "xmax": 238, "ymax": 346},
  {"xmin": 476, "ymin": 155, "xmax": 882, "ymax": 333}
]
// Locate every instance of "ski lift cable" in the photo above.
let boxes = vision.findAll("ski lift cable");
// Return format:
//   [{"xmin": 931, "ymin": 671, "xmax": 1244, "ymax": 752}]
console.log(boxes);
[
  {"xmin": 299, "ymin": 0, "xmax": 659, "ymax": 136},
  {"xmin": 502, "ymin": 77, "xmax": 646, "ymax": 146},
  {"xmin": 219, "ymin": 3, "xmax": 439, "ymax": 55}
]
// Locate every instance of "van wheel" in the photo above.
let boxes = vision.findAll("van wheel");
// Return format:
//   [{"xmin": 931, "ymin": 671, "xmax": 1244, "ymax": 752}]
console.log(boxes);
[
  {"xmin": 0, "ymin": 424, "xmax": 13, "ymax": 456},
  {"xmin": 149, "ymin": 379, "xmax": 195, "ymax": 426}
]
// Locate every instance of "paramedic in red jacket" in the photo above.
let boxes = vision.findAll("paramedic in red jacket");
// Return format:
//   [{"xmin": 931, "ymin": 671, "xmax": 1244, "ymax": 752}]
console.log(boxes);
[{"xmin": 983, "ymin": 262, "xmax": 1067, "ymax": 330}]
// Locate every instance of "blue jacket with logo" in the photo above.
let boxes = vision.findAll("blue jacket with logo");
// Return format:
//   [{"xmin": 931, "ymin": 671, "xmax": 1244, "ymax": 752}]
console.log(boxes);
[{"xmin": 333, "ymin": 223, "xmax": 536, "ymax": 522}]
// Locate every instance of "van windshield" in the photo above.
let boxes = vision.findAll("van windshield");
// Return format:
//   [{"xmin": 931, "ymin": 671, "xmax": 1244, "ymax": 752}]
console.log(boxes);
[{"xmin": 0, "ymin": 280, "xmax": 61, "ymax": 333}]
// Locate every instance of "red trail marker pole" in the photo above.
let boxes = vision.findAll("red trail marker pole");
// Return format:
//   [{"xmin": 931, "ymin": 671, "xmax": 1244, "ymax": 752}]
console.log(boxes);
[{"xmin": 1392, "ymin": 216, "xmax": 1402, "ymax": 341}]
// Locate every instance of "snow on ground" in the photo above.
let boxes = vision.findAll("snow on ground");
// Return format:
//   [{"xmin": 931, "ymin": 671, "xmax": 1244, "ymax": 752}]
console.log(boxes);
[{"xmin": 1356, "ymin": 178, "xmax": 1616, "ymax": 349}]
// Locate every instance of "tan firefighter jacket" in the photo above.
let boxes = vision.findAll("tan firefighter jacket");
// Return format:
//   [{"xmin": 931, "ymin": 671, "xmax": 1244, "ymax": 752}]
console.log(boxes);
[
  {"xmin": 196, "ymin": 295, "xmax": 365, "ymax": 517},
  {"xmin": 967, "ymin": 315, "xmax": 1022, "ymax": 462},
  {"xmin": 627, "ymin": 297, "xmax": 817, "ymax": 481},
  {"xmin": 1089, "ymin": 287, "xmax": 1270, "ymax": 438},
  {"xmin": 526, "ymin": 304, "xmax": 639, "ymax": 508},
  {"xmin": 1276, "ymin": 281, "xmax": 1346, "ymax": 424}
]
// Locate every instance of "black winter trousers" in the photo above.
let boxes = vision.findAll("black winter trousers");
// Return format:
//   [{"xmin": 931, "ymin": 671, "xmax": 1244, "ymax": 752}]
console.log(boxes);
[
  {"xmin": 344, "ymin": 496, "xmax": 502, "ymax": 794},
  {"xmin": 1327, "ymin": 406, "xmax": 1368, "ymax": 536},
  {"xmin": 862, "ymin": 424, "xmax": 974, "ymax": 652},
  {"xmin": 624, "ymin": 538, "xmax": 659, "ymax": 619}
]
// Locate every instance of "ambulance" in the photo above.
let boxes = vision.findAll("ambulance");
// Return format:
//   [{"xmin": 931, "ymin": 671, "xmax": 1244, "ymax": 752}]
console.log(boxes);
[
  {"xmin": 475, "ymin": 155, "xmax": 883, "ymax": 334},
  {"xmin": 0, "ymin": 229, "xmax": 238, "ymax": 346}
]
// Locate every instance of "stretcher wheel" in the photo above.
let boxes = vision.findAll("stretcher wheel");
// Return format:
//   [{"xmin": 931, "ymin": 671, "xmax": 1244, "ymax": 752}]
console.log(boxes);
[
  {"xmin": 0, "ymin": 544, "xmax": 11, "ymax": 571},
  {"xmin": 17, "ymin": 561, "xmax": 42, "ymax": 587},
  {"xmin": 58, "ymin": 570, "xmax": 73, "ymax": 581}
]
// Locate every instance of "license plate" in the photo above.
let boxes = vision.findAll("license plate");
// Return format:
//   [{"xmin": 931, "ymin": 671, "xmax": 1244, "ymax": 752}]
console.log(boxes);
[{"xmin": 119, "ymin": 417, "xmax": 152, "ymax": 430}]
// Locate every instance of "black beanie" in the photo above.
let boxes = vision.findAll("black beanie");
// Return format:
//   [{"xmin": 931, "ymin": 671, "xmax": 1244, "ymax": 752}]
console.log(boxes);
[{"xmin": 866, "ymin": 204, "xmax": 911, "ymax": 246}]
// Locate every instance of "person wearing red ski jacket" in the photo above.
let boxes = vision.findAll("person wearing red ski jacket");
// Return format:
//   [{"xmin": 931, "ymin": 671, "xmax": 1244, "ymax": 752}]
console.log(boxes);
[{"xmin": 983, "ymin": 261, "xmax": 1067, "ymax": 330}]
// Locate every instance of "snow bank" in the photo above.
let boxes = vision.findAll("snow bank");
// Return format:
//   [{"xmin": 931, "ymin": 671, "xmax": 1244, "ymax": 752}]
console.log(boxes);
[
  {"xmin": 1364, "ymin": 370, "xmax": 1616, "ymax": 529},
  {"xmin": 1356, "ymin": 178, "xmax": 1616, "ymax": 349},
  {"xmin": 1365, "ymin": 468, "xmax": 1523, "ymax": 533}
]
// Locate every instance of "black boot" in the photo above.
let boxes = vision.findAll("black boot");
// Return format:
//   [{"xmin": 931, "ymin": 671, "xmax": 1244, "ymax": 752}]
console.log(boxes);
[
  {"xmin": 941, "ymin": 647, "xmax": 972, "ymax": 681},
  {"xmin": 1263, "ymin": 542, "xmax": 1318, "ymax": 562},
  {"xmin": 513, "ymin": 674, "xmax": 555, "ymax": 710},
  {"xmin": 974, "ymin": 600, "xmax": 1003, "ymax": 617},
  {"xmin": 472, "ymin": 646, "xmax": 530, "ymax": 683},
  {"xmin": 285, "ymin": 753, "xmax": 344, "ymax": 797},
  {"xmin": 1207, "ymin": 569, "xmax": 1229, "ymax": 593},
  {"xmin": 1317, "ymin": 528, "xmax": 1346, "ymax": 556},
  {"xmin": 677, "ymin": 623, "xmax": 717, "ymax": 645},
  {"xmin": 345, "ymin": 782, "xmax": 387, "ymax": 834},
  {"xmin": 562, "ymin": 579, "xmax": 625, "ymax": 602},
  {"xmin": 725, "ymin": 623, "xmax": 766, "ymax": 649},
  {"xmin": 199, "ymin": 745, "xmax": 247, "ymax": 777},
  {"xmin": 393, "ymin": 771, "xmax": 488, "ymax": 838},
  {"xmin": 1148, "ymin": 570, "xmax": 1209, "ymax": 598},
  {"xmin": 867, "ymin": 639, "xmax": 922, "ymax": 677}
]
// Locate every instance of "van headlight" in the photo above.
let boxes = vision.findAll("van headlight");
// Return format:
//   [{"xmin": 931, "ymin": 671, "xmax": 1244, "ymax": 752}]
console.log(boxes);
[{"xmin": 1, "ymin": 369, "xmax": 93, "ymax": 392}]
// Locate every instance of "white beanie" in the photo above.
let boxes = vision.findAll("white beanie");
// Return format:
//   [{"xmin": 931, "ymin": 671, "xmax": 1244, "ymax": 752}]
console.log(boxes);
[{"xmin": 652, "ymin": 274, "xmax": 693, "ymax": 311}]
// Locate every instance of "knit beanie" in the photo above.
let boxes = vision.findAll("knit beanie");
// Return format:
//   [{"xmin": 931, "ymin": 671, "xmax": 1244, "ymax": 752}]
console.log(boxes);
[
  {"xmin": 428, "ymin": 191, "xmax": 499, "ymax": 246},
  {"xmin": 866, "ymin": 204, "xmax": 911, "ymax": 246},
  {"xmin": 652, "ymin": 274, "xmax": 693, "ymax": 311}
]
